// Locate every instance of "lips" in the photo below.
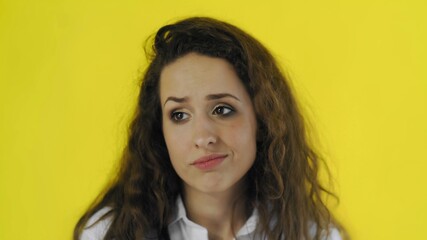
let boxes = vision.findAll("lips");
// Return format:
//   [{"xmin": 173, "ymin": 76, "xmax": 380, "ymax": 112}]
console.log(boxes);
[{"xmin": 191, "ymin": 153, "xmax": 228, "ymax": 170}]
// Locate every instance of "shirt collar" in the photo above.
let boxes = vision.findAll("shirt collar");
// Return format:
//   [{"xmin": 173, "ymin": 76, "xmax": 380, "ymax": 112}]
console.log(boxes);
[
  {"xmin": 168, "ymin": 195, "xmax": 187, "ymax": 225},
  {"xmin": 168, "ymin": 195, "xmax": 259, "ymax": 237}
]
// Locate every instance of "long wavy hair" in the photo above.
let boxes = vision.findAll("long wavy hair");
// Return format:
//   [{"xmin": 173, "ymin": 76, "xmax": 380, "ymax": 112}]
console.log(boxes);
[{"xmin": 74, "ymin": 17, "xmax": 347, "ymax": 240}]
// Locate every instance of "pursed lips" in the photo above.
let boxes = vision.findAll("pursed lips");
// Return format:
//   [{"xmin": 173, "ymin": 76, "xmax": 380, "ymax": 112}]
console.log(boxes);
[{"xmin": 191, "ymin": 153, "xmax": 228, "ymax": 165}]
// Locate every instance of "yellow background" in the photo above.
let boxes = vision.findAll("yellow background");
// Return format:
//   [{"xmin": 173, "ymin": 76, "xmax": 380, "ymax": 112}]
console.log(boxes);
[{"xmin": 1, "ymin": 0, "xmax": 426, "ymax": 239}]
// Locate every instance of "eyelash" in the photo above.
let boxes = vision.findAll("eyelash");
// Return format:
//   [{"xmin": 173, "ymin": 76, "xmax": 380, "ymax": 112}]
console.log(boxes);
[
  {"xmin": 212, "ymin": 104, "xmax": 235, "ymax": 116},
  {"xmin": 169, "ymin": 104, "xmax": 235, "ymax": 123},
  {"xmin": 170, "ymin": 111, "xmax": 189, "ymax": 122}
]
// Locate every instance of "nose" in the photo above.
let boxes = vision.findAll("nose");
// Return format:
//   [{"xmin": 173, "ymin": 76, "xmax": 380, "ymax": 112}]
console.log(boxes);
[{"xmin": 193, "ymin": 115, "xmax": 218, "ymax": 149}]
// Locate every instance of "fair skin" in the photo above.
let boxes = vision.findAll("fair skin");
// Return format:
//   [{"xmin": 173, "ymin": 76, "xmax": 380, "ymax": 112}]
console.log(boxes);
[{"xmin": 160, "ymin": 53, "xmax": 257, "ymax": 240}]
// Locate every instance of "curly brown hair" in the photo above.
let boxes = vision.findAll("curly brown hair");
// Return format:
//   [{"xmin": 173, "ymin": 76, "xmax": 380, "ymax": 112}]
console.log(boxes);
[{"xmin": 74, "ymin": 17, "xmax": 347, "ymax": 240}]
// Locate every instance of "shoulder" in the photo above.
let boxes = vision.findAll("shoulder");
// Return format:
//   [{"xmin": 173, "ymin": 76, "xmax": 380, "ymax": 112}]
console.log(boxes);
[
  {"xmin": 307, "ymin": 221, "xmax": 342, "ymax": 240},
  {"xmin": 310, "ymin": 225, "xmax": 342, "ymax": 240},
  {"xmin": 80, "ymin": 207, "xmax": 113, "ymax": 240},
  {"xmin": 324, "ymin": 227, "xmax": 342, "ymax": 240}
]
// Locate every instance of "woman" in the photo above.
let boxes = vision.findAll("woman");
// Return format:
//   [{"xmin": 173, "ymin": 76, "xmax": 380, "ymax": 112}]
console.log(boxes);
[{"xmin": 74, "ymin": 17, "xmax": 347, "ymax": 240}]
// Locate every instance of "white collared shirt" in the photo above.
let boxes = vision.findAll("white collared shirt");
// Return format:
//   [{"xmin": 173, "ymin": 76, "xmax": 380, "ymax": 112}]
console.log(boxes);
[
  {"xmin": 81, "ymin": 196, "xmax": 341, "ymax": 240},
  {"xmin": 168, "ymin": 196, "xmax": 259, "ymax": 240}
]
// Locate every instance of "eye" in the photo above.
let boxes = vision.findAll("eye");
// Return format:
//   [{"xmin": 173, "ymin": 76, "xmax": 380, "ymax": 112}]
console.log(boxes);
[
  {"xmin": 212, "ymin": 105, "xmax": 235, "ymax": 116},
  {"xmin": 170, "ymin": 111, "xmax": 190, "ymax": 122}
]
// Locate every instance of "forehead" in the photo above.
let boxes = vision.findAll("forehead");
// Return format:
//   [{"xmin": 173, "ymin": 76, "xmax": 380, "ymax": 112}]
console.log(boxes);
[{"xmin": 159, "ymin": 53, "xmax": 246, "ymax": 100}]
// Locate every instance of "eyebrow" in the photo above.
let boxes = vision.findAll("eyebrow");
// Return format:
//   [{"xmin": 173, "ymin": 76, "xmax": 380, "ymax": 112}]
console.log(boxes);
[
  {"xmin": 206, "ymin": 93, "xmax": 240, "ymax": 101},
  {"xmin": 163, "ymin": 96, "xmax": 189, "ymax": 107},
  {"xmin": 163, "ymin": 93, "xmax": 240, "ymax": 106}
]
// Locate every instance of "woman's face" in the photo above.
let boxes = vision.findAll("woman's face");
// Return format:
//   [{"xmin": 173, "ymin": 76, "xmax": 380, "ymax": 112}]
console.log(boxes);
[{"xmin": 160, "ymin": 53, "xmax": 257, "ymax": 195}]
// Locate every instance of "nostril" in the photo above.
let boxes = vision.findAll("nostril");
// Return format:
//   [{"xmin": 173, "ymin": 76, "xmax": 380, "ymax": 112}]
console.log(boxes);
[
  {"xmin": 207, "ymin": 136, "xmax": 217, "ymax": 145},
  {"xmin": 194, "ymin": 135, "xmax": 217, "ymax": 148}
]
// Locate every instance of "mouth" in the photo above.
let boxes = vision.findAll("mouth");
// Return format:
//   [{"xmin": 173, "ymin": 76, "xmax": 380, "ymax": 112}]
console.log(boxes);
[{"xmin": 191, "ymin": 153, "xmax": 228, "ymax": 170}]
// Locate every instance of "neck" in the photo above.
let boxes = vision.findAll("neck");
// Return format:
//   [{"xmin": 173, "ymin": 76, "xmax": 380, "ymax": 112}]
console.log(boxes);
[{"xmin": 182, "ymin": 182, "xmax": 250, "ymax": 240}]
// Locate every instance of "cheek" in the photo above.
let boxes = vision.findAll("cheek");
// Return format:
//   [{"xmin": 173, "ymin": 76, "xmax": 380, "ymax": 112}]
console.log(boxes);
[
  {"xmin": 163, "ymin": 133, "xmax": 182, "ymax": 174},
  {"xmin": 163, "ymin": 124, "xmax": 191, "ymax": 163},
  {"xmin": 227, "ymin": 121, "xmax": 257, "ymax": 158}
]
